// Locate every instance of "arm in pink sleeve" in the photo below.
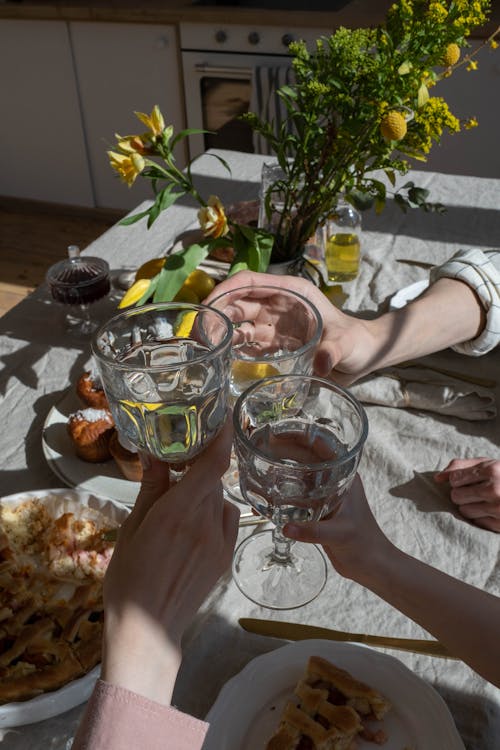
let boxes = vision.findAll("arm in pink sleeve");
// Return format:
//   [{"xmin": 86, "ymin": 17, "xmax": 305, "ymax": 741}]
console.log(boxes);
[{"xmin": 72, "ymin": 679, "xmax": 209, "ymax": 750}]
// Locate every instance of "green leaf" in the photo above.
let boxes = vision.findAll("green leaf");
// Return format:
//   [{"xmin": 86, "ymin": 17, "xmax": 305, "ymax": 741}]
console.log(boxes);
[
  {"xmin": 397, "ymin": 60, "xmax": 412, "ymax": 75},
  {"xmin": 171, "ymin": 128, "xmax": 210, "ymax": 149},
  {"xmin": 349, "ymin": 189, "xmax": 374, "ymax": 211},
  {"xmin": 158, "ymin": 185, "xmax": 185, "ymax": 212},
  {"xmin": 407, "ymin": 186, "xmax": 430, "ymax": 205},
  {"xmin": 152, "ymin": 243, "xmax": 210, "ymax": 302},
  {"xmin": 119, "ymin": 209, "xmax": 151, "ymax": 226},
  {"xmin": 384, "ymin": 169, "xmax": 396, "ymax": 187},
  {"xmin": 417, "ymin": 83, "xmax": 429, "ymax": 108},
  {"xmin": 227, "ymin": 227, "xmax": 273, "ymax": 275}
]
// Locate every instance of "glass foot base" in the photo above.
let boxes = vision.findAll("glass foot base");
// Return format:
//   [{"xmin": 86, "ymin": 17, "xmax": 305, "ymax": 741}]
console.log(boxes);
[
  {"xmin": 64, "ymin": 311, "xmax": 99, "ymax": 338},
  {"xmin": 232, "ymin": 529, "xmax": 327, "ymax": 610}
]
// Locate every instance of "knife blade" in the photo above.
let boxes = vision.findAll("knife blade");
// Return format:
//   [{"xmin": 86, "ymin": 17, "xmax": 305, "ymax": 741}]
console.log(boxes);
[
  {"xmin": 396, "ymin": 258, "xmax": 435, "ymax": 269},
  {"xmin": 239, "ymin": 618, "xmax": 455, "ymax": 659}
]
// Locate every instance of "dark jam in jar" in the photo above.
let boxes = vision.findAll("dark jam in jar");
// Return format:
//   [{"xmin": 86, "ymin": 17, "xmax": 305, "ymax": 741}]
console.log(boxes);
[{"xmin": 47, "ymin": 246, "xmax": 110, "ymax": 306}]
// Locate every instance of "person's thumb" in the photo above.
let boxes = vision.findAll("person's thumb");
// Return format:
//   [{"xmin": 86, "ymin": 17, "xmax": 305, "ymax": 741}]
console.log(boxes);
[
  {"xmin": 283, "ymin": 520, "xmax": 326, "ymax": 544},
  {"xmin": 313, "ymin": 343, "xmax": 355, "ymax": 386}
]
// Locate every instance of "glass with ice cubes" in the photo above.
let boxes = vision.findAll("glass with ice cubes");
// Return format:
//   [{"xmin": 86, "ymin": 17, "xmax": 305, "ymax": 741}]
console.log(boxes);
[{"xmin": 92, "ymin": 303, "xmax": 233, "ymax": 470}]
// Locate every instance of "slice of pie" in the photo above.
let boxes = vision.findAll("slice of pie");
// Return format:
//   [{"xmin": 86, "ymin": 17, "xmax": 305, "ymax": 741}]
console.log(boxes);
[
  {"xmin": 266, "ymin": 655, "xmax": 391, "ymax": 750},
  {"xmin": 0, "ymin": 495, "xmax": 118, "ymax": 704}
]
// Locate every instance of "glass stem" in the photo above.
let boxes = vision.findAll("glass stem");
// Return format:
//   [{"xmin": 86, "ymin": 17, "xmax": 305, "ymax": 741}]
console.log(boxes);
[{"xmin": 271, "ymin": 524, "xmax": 293, "ymax": 564}]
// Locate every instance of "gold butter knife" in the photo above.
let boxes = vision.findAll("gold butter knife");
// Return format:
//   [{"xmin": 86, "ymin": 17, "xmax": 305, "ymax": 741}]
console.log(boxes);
[
  {"xmin": 239, "ymin": 618, "xmax": 456, "ymax": 659},
  {"xmin": 396, "ymin": 258, "xmax": 435, "ymax": 269}
]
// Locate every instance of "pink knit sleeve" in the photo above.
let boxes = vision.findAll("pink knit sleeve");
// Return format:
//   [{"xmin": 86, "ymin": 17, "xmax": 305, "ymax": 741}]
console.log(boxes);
[{"xmin": 72, "ymin": 679, "xmax": 209, "ymax": 750}]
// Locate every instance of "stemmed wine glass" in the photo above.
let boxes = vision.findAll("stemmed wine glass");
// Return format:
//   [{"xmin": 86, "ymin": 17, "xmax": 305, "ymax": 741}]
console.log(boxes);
[
  {"xmin": 232, "ymin": 374, "xmax": 368, "ymax": 609},
  {"xmin": 208, "ymin": 285, "xmax": 323, "ymax": 503},
  {"xmin": 91, "ymin": 302, "xmax": 233, "ymax": 478},
  {"xmin": 46, "ymin": 245, "xmax": 111, "ymax": 337}
]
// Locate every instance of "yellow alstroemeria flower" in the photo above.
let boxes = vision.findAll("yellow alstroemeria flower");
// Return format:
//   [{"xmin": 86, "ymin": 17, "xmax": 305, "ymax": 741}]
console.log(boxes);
[
  {"xmin": 198, "ymin": 196, "xmax": 229, "ymax": 239},
  {"xmin": 115, "ymin": 134, "xmax": 151, "ymax": 156},
  {"xmin": 135, "ymin": 105, "xmax": 165, "ymax": 137},
  {"xmin": 108, "ymin": 150, "xmax": 145, "ymax": 187}
]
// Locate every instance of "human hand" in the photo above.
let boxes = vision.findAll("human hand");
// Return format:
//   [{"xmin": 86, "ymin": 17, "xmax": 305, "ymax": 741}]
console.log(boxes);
[
  {"xmin": 101, "ymin": 420, "xmax": 240, "ymax": 704},
  {"xmin": 204, "ymin": 270, "xmax": 377, "ymax": 385},
  {"xmin": 283, "ymin": 474, "xmax": 395, "ymax": 584},
  {"xmin": 435, "ymin": 458, "xmax": 500, "ymax": 533}
]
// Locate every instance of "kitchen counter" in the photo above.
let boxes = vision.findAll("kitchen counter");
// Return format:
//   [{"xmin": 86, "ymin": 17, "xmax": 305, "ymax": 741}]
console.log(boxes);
[
  {"xmin": 1, "ymin": 0, "xmax": 498, "ymax": 36},
  {"xmin": 0, "ymin": 0, "xmax": 390, "ymax": 28}
]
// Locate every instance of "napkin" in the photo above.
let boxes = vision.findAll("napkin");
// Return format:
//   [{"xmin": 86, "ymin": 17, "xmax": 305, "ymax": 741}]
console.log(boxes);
[{"xmin": 350, "ymin": 365, "xmax": 496, "ymax": 421}]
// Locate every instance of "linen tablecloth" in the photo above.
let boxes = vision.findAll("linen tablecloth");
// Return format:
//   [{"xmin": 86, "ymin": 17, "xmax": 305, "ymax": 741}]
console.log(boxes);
[{"xmin": 0, "ymin": 150, "xmax": 499, "ymax": 748}]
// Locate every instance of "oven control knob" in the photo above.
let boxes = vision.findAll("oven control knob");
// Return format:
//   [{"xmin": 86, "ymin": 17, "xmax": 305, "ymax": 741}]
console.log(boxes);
[
  {"xmin": 248, "ymin": 31, "xmax": 260, "ymax": 45},
  {"xmin": 282, "ymin": 33, "xmax": 295, "ymax": 47},
  {"xmin": 215, "ymin": 30, "xmax": 227, "ymax": 44}
]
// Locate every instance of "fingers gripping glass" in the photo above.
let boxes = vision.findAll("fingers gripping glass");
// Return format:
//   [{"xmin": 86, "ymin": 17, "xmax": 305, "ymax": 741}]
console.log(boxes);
[{"xmin": 232, "ymin": 375, "xmax": 368, "ymax": 610}]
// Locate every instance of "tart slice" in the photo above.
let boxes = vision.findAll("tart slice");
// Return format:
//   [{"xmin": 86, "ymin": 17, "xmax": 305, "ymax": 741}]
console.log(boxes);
[{"xmin": 266, "ymin": 655, "xmax": 391, "ymax": 750}]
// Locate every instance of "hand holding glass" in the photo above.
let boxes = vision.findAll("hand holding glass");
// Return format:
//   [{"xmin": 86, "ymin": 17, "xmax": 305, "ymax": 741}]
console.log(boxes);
[
  {"xmin": 209, "ymin": 285, "xmax": 323, "ymax": 502},
  {"xmin": 92, "ymin": 303, "xmax": 233, "ymax": 473},
  {"xmin": 232, "ymin": 375, "xmax": 368, "ymax": 609}
]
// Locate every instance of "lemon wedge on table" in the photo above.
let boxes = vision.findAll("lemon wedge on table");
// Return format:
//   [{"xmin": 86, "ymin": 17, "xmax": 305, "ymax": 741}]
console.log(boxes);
[
  {"xmin": 182, "ymin": 269, "xmax": 216, "ymax": 300},
  {"xmin": 231, "ymin": 360, "xmax": 280, "ymax": 385}
]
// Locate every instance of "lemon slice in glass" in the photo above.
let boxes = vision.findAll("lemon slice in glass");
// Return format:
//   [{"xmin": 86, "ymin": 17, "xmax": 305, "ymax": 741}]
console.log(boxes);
[{"xmin": 231, "ymin": 360, "xmax": 280, "ymax": 386}]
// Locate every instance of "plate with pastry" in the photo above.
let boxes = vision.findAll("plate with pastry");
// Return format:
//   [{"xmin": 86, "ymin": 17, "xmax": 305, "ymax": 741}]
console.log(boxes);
[
  {"xmin": 203, "ymin": 639, "xmax": 465, "ymax": 749},
  {"xmin": 42, "ymin": 386, "xmax": 141, "ymax": 507},
  {"xmin": 0, "ymin": 487, "xmax": 128, "ymax": 727}
]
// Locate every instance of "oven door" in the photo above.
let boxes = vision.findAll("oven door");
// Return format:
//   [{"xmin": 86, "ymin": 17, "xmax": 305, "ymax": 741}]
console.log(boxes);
[{"xmin": 181, "ymin": 50, "xmax": 289, "ymax": 160}]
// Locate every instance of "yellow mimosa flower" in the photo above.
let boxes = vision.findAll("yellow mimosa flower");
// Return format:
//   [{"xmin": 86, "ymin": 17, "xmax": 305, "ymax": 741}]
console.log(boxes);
[
  {"xmin": 380, "ymin": 111, "xmax": 407, "ymax": 141},
  {"xmin": 135, "ymin": 105, "xmax": 165, "ymax": 136},
  {"xmin": 198, "ymin": 195, "xmax": 229, "ymax": 239},
  {"xmin": 464, "ymin": 116, "xmax": 478, "ymax": 129},
  {"xmin": 108, "ymin": 150, "xmax": 145, "ymax": 187},
  {"xmin": 442, "ymin": 43, "xmax": 460, "ymax": 67}
]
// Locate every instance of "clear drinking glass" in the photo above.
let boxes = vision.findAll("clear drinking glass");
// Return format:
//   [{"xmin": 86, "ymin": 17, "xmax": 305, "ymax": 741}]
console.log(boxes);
[
  {"xmin": 91, "ymin": 302, "xmax": 233, "ymax": 476},
  {"xmin": 232, "ymin": 375, "xmax": 368, "ymax": 609},
  {"xmin": 209, "ymin": 285, "xmax": 323, "ymax": 503}
]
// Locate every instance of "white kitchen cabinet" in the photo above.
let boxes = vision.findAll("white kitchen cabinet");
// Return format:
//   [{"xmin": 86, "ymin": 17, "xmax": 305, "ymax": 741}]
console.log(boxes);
[
  {"xmin": 0, "ymin": 19, "xmax": 94, "ymax": 206},
  {"xmin": 70, "ymin": 22, "xmax": 186, "ymax": 211}
]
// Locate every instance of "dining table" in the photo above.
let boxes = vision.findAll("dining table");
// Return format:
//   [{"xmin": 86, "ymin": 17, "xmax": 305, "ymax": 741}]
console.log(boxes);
[{"xmin": 0, "ymin": 148, "xmax": 499, "ymax": 749}]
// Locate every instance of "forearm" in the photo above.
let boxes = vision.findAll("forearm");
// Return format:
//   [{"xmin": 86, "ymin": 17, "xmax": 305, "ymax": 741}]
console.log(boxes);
[
  {"xmin": 364, "ymin": 278, "xmax": 486, "ymax": 371},
  {"xmin": 353, "ymin": 542, "xmax": 500, "ymax": 687}
]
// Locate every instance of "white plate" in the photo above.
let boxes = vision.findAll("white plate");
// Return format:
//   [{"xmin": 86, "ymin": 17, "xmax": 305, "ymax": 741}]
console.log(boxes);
[
  {"xmin": 389, "ymin": 280, "xmax": 429, "ymax": 310},
  {"xmin": 0, "ymin": 488, "xmax": 129, "ymax": 728},
  {"xmin": 42, "ymin": 389, "xmax": 140, "ymax": 506},
  {"xmin": 203, "ymin": 639, "xmax": 465, "ymax": 750}
]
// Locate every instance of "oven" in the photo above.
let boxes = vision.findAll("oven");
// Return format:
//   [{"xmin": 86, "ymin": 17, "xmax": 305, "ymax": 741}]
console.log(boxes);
[{"xmin": 180, "ymin": 23, "xmax": 326, "ymax": 160}]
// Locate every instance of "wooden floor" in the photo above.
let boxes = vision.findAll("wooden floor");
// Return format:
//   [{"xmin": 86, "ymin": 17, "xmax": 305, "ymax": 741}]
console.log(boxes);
[{"xmin": 0, "ymin": 199, "xmax": 124, "ymax": 317}]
